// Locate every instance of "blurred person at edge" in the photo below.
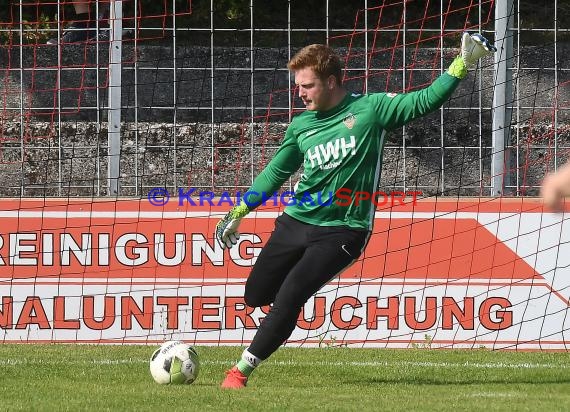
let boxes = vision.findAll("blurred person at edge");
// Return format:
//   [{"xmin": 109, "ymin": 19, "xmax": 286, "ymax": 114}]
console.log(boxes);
[{"xmin": 541, "ymin": 162, "xmax": 570, "ymax": 211}]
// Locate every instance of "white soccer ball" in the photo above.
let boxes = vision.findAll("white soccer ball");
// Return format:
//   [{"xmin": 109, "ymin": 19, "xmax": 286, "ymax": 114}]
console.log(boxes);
[{"xmin": 149, "ymin": 340, "xmax": 200, "ymax": 384}]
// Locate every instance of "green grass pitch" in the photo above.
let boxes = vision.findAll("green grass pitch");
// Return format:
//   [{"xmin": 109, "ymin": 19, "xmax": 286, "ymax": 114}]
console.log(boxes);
[{"xmin": 2, "ymin": 344, "xmax": 570, "ymax": 411}]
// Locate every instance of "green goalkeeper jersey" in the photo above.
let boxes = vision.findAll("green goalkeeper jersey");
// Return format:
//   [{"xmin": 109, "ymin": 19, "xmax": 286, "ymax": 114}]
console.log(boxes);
[{"xmin": 246, "ymin": 72, "xmax": 461, "ymax": 230}]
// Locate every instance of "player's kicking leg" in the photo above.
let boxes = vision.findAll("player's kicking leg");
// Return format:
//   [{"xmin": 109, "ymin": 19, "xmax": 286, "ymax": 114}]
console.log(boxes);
[{"xmin": 222, "ymin": 213, "xmax": 368, "ymax": 388}]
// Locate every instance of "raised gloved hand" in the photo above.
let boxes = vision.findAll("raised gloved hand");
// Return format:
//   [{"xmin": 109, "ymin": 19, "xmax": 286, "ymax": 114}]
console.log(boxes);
[
  {"xmin": 461, "ymin": 32, "xmax": 497, "ymax": 68},
  {"xmin": 215, "ymin": 203, "xmax": 250, "ymax": 249},
  {"xmin": 448, "ymin": 32, "xmax": 497, "ymax": 79}
]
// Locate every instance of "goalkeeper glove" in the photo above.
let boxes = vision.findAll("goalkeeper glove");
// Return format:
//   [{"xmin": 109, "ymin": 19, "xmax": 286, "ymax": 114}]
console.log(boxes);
[
  {"xmin": 215, "ymin": 203, "xmax": 250, "ymax": 249},
  {"xmin": 461, "ymin": 32, "xmax": 497, "ymax": 67},
  {"xmin": 448, "ymin": 32, "xmax": 497, "ymax": 79}
]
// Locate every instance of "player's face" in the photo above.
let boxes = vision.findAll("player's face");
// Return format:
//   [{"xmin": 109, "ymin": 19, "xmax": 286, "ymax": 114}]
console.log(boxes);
[{"xmin": 294, "ymin": 67, "xmax": 334, "ymax": 111}]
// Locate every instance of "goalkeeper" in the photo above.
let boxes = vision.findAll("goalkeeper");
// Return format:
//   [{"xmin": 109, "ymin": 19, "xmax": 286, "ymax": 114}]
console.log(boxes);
[{"xmin": 217, "ymin": 33, "xmax": 496, "ymax": 389}]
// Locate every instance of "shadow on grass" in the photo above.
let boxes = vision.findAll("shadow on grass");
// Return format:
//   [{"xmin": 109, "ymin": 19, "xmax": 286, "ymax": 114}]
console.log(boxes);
[{"xmin": 342, "ymin": 375, "xmax": 570, "ymax": 386}]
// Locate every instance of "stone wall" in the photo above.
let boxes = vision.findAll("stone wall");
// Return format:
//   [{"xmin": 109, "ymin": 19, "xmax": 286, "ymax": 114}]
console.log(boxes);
[{"xmin": 0, "ymin": 44, "xmax": 568, "ymax": 197}]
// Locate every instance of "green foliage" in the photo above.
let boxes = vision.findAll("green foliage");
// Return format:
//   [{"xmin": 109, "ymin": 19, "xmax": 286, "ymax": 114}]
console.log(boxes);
[
  {"xmin": 0, "ymin": 13, "xmax": 54, "ymax": 45},
  {"xmin": 1, "ymin": 344, "xmax": 570, "ymax": 411},
  {"xmin": 221, "ymin": 0, "xmax": 248, "ymax": 21},
  {"xmin": 22, "ymin": 14, "xmax": 53, "ymax": 44},
  {"xmin": 0, "ymin": 0, "xmax": 560, "ymax": 47},
  {"xmin": 0, "ymin": 0, "xmax": 559, "ymax": 30}
]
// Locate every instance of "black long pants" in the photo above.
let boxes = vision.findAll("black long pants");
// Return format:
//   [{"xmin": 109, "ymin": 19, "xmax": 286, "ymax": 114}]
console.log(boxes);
[{"xmin": 245, "ymin": 212, "xmax": 369, "ymax": 360}]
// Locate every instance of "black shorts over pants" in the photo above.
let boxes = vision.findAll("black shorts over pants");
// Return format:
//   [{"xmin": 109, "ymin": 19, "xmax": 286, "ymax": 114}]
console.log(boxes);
[{"xmin": 245, "ymin": 212, "xmax": 369, "ymax": 360}]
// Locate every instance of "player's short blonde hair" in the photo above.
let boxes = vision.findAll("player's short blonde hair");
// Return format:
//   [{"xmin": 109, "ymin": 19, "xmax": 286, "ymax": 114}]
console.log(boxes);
[{"xmin": 287, "ymin": 44, "xmax": 343, "ymax": 85}]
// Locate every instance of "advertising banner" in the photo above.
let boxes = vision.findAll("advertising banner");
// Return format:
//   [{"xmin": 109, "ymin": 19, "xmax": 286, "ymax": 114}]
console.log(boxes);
[{"xmin": 1, "ymin": 198, "xmax": 568, "ymax": 350}]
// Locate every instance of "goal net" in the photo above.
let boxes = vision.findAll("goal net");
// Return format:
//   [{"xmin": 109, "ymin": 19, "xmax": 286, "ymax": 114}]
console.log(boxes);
[{"xmin": 1, "ymin": 0, "xmax": 569, "ymax": 350}]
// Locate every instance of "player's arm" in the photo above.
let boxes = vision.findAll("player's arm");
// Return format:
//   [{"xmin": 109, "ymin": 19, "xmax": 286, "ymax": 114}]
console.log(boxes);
[
  {"xmin": 215, "ymin": 126, "xmax": 303, "ymax": 248},
  {"xmin": 375, "ymin": 33, "xmax": 496, "ymax": 130},
  {"xmin": 541, "ymin": 162, "xmax": 570, "ymax": 211}
]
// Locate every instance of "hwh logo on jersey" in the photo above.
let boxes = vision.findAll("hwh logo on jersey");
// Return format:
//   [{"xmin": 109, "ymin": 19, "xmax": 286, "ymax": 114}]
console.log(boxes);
[{"xmin": 306, "ymin": 135, "xmax": 356, "ymax": 169}]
